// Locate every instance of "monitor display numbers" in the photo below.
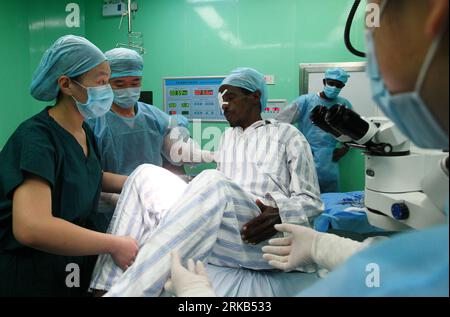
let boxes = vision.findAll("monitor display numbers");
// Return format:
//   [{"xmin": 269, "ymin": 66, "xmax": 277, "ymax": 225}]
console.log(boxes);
[
  {"xmin": 169, "ymin": 90, "xmax": 189, "ymax": 97},
  {"xmin": 261, "ymin": 100, "xmax": 288, "ymax": 120},
  {"xmin": 264, "ymin": 107, "xmax": 282, "ymax": 113},
  {"xmin": 164, "ymin": 77, "xmax": 228, "ymax": 121},
  {"xmin": 194, "ymin": 90, "xmax": 214, "ymax": 96}
]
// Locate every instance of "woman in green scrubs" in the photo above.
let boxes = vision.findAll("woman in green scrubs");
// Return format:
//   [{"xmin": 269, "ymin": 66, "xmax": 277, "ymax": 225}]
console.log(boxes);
[{"xmin": 0, "ymin": 35, "xmax": 139, "ymax": 297}]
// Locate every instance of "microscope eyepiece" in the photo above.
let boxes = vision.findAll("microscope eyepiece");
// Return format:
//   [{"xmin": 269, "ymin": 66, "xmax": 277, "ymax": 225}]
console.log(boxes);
[
  {"xmin": 325, "ymin": 105, "xmax": 374, "ymax": 144},
  {"xmin": 310, "ymin": 105, "xmax": 343, "ymax": 138}
]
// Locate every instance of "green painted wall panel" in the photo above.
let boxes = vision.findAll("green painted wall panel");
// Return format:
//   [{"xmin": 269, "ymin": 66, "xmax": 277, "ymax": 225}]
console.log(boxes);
[
  {"xmin": 1, "ymin": 0, "xmax": 367, "ymax": 191},
  {"xmin": 0, "ymin": 0, "xmax": 87, "ymax": 147},
  {"xmin": 0, "ymin": 0, "xmax": 32, "ymax": 147},
  {"xmin": 85, "ymin": 0, "xmax": 366, "ymax": 191},
  {"xmin": 85, "ymin": 0, "xmax": 366, "ymax": 108}
]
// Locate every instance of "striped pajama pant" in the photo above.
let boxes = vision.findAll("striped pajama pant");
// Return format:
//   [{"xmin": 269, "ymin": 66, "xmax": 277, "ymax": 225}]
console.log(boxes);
[{"xmin": 90, "ymin": 164, "xmax": 280, "ymax": 297}]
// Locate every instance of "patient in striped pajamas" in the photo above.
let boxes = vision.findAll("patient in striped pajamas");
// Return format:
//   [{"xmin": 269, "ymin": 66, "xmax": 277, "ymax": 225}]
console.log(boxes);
[{"xmin": 90, "ymin": 68, "xmax": 324, "ymax": 296}]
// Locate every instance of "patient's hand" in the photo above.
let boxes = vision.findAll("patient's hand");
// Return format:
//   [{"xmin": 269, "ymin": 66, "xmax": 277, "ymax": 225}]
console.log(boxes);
[{"xmin": 241, "ymin": 200, "xmax": 282, "ymax": 245}]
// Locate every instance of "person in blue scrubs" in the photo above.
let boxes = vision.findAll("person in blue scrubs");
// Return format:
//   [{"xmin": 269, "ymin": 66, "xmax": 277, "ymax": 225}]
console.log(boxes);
[
  {"xmin": 0, "ymin": 36, "xmax": 138, "ymax": 297},
  {"xmin": 165, "ymin": 0, "xmax": 449, "ymax": 297},
  {"xmin": 277, "ymin": 68, "xmax": 353, "ymax": 193},
  {"xmin": 87, "ymin": 48, "xmax": 189, "ymax": 177}
]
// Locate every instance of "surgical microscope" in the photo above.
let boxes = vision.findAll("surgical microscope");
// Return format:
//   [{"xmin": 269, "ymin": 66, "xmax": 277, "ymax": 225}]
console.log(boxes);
[{"xmin": 310, "ymin": 104, "xmax": 449, "ymax": 232}]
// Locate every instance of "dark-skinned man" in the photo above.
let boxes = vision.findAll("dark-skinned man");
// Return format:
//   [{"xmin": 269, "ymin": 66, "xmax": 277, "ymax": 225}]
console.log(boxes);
[
  {"xmin": 217, "ymin": 68, "xmax": 323, "ymax": 245},
  {"xmin": 90, "ymin": 67, "xmax": 324, "ymax": 297}
]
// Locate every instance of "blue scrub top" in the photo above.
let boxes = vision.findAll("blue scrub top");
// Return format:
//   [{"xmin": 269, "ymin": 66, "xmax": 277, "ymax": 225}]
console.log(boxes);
[
  {"xmin": 87, "ymin": 102, "xmax": 170, "ymax": 176},
  {"xmin": 299, "ymin": 224, "xmax": 449, "ymax": 297},
  {"xmin": 294, "ymin": 93, "xmax": 353, "ymax": 193}
]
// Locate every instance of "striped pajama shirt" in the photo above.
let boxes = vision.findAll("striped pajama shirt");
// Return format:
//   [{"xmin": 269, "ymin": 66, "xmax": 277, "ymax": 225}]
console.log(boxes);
[{"xmin": 90, "ymin": 120, "xmax": 323, "ymax": 296}]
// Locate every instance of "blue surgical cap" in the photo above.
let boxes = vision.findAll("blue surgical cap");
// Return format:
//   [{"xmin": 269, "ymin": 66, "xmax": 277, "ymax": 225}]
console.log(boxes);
[
  {"xmin": 30, "ymin": 35, "xmax": 107, "ymax": 102},
  {"xmin": 105, "ymin": 48, "xmax": 144, "ymax": 79},
  {"xmin": 221, "ymin": 67, "xmax": 268, "ymax": 108},
  {"xmin": 325, "ymin": 68, "xmax": 350, "ymax": 84}
]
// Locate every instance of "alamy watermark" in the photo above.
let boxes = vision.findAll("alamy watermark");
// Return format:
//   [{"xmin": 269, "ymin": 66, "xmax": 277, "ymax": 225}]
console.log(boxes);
[
  {"xmin": 366, "ymin": 263, "xmax": 381, "ymax": 288},
  {"xmin": 366, "ymin": 3, "xmax": 381, "ymax": 28},
  {"xmin": 165, "ymin": 121, "xmax": 305, "ymax": 171},
  {"xmin": 66, "ymin": 263, "xmax": 80, "ymax": 288}
]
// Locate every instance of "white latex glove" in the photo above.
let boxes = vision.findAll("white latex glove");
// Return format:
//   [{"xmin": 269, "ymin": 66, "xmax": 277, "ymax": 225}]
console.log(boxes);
[
  {"xmin": 262, "ymin": 223, "xmax": 366, "ymax": 272},
  {"xmin": 164, "ymin": 252, "xmax": 216, "ymax": 297},
  {"xmin": 262, "ymin": 223, "xmax": 319, "ymax": 272}
]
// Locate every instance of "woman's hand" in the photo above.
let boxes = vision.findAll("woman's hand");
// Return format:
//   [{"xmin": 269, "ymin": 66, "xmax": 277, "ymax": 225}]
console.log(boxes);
[{"xmin": 110, "ymin": 236, "xmax": 139, "ymax": 271}]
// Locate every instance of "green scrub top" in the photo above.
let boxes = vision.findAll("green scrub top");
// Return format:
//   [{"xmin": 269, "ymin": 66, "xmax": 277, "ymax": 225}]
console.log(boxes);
[{"xmin": 0, "ymin": 107, "xmax": 103, "ymax": 297}]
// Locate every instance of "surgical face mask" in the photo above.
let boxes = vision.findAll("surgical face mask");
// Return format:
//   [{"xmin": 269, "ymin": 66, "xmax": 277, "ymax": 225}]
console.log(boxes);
[
  {"xmin": 72, "ymin": 81, "xmax": 114, "ymax": 120},
  {"xmin": 113, "ymin": 87, "xmax": 141, "ymax": 109},
  {"xmin": 323, "ymin": 85, "xmax": 342, "ymax": 100},
  {"xmin": 366, "ymin": 0, "xmax": 448, "ymax": 149}
]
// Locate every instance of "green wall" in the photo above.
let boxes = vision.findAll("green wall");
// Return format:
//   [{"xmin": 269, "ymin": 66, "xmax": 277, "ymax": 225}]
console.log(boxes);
[
  {"xmin": 86, "ymin": 0, "xmax": 366, "ymax": 110},
  {"xmin": 85, "ymin": 0, "xmax": 367, "ymax": 191},
  {"xmin": 0, "ymin": 0, "xmax": 87, "ymax": 147},
  {"xmin": 0, "ymin": 0, "xmax": 367, "ymax": 192},
  {"xmin": 0, "ymin": 1, "xmax": 32, "ymax": 147}
]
